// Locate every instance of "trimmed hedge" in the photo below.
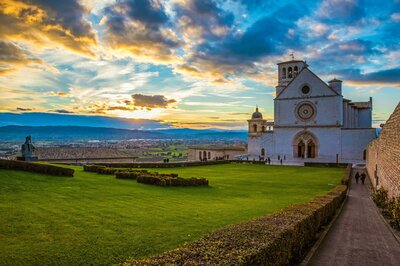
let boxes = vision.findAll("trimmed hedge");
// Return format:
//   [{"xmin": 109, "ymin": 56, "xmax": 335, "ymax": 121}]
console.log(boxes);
[
  {"xmin": 91, "ymin": 160, "xmax": 230, "ymax": 168},
  {"xmin": 373, "ymin": 189, "xmax": 400, "ymax": 230},
  {"xmin": 83, "ymin": 165, "xmax": 118, "ymax": 175},
  {"xmin": 341, "ymin": 164, "xmax": 352, "ymax": 185},
  {"xmin": 116, "ymin": 170, "xmax": 208, "ymax": 187},
  {"xmin": 0, "ymin": 159, "xmax": 74, "ymax": 177},
  {"xmin": 85, "ymin": 165, "xmax": 209, "ymax": 187},
  {"xmin": 123, "ymin": 185, "xmax": 347, "ymax": 265},
  {"xmin": 304, "ymin": 162, "xmax": 348, "ymax": 168},
  {"xmin": 137, "ymin": 175, "xmax": 208, "ymax": 187},
  {"xmin": 115, "ymin": 170, "xmax": 149, "ymax": 180}
]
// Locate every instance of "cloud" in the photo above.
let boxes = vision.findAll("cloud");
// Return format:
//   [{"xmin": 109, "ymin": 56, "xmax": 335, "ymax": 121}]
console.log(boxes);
[
  {"xmin": 47, "ymin": 91, "xmax": 72, "ymax": 97},
  {"xmin": 131, "ymin": 94, "xmax": 177, "ymax": 109},
  {"xmin": 176, "ymin": 2, "xmax": 308, "ymax": 81},
  {"xmin": 0, "ymin": 40, "xmax": 41, "ymax": 74},
  {"xmin": 317, "ymin": 0, "xmax": 366, "ymax": 24},
  {"xmin": 174, "ymin": 0, "xmax": 234, "ymax": 44},
  {"xmin": 52, "ymin": 109, "xmax": 74, "ymax": 114},
  {"xmin": 307, "ymin": 39, "xmax": 382, "ymax": 72},
  {"xmin": 16, "ymin": 107, "xmax": 32, "ymax": 111},
  {"xmin": 0, "ymin": 0, "xmax": 97, "ymax": 57},
  {"xmin": 336, "ymin": 67, "xmax": 400, "ymax": 85},
  {"xmin": 102, "ymin": 0, "xmax": 181, "ymax": 63}
]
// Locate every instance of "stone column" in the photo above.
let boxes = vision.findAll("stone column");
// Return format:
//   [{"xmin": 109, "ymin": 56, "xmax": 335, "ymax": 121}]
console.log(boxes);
[
  {"xmin": 350, "ymin": 106, "xmax": 354, "ymax": 128},
  {"xmin": 355, "ymin": 108, "xmax": 359, "ymax": 128},
  {"xmin": 304, "ymin": 143, "xmax": 308, "ymax": 158}
]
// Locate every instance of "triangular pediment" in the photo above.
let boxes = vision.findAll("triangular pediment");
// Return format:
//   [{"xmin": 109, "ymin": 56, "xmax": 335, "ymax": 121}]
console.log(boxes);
[{"xmin": 276, "ymin": 68, "xmax": 339, "ymax": 99}]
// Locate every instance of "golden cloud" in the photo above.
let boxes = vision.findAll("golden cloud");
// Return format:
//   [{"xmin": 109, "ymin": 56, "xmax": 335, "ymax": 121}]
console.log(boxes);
[
  {"xmin": 0, "ymin": 40, "xmax": 42, "ymax": 74},
  {"xmin": 0, "ymin": 0, "xmax": 97, "ymax": 57}
]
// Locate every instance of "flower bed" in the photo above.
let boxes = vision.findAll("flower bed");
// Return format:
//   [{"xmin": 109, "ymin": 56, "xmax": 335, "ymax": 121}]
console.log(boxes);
[{"xmin": 0, "ymin": 159, "xmax": 74, "ymax": 177}]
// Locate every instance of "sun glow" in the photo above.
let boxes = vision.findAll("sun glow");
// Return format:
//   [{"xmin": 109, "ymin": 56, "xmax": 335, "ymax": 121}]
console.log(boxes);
[{"xmin": 111, "ymin": 108, "xmax": 164, "ymax": 119}]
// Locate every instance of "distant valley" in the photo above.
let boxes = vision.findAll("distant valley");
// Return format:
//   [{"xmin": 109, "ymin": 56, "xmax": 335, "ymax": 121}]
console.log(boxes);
[{"xmin": 0, "ymin": 125, "xmax": 247, "ymax": 142}]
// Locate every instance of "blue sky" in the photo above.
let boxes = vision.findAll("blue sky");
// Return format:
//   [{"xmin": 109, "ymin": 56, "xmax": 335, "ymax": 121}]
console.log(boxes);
[{"xmin": 0, "ymin": 0, "xmax": 399, "ymax": 129}]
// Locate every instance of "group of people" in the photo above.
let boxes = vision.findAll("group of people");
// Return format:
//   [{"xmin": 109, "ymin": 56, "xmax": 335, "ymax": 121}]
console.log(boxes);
[
  {"xmin": 354, "ymin": 172, "xmax": 367, "ymax": 184},
  {"xmin": 246, "ymin": 155, "xmax": 285, "ymax": 165}
]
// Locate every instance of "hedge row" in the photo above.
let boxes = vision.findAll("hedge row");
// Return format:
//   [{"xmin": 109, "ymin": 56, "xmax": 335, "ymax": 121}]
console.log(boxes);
[
  {"xmin": 372, "ymin": 189, "xmax": 400, "ymax": 230},
  {"xmin": 115, "ymin": 170, "xmax": 150, "ymax": 179},
  {"xmin": 92, "ymin": 160, "xmax": 230, "ymax": 168},
  {"xmin": 83, "ymin": 164, "xmax": 119, "ymax": 174},
  {"xmin": 116, "ymin": 171, "xmax": 208, "ymax": 187},
  {"xmin": 304, "ymin": 162, "xmax": 348, "ymax": 168},
  {"xmin": 341, "ymin": 164, "xmax": 352, "ymax": 185},
  {"xmin": 124, "ymin": 185, "xmax": 347, "ymax": 265},
  {"xmin": 0, "ymin": 159, "xmax": 74, "ymax": 177}
]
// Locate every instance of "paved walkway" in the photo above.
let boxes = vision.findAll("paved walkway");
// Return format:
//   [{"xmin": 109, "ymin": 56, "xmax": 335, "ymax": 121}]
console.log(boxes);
[{"xmin": 309, "ymin": 171, "xmax": 400, "ymax": 266}]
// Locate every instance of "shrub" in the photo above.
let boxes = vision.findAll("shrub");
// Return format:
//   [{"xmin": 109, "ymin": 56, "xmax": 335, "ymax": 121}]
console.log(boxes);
[
  {"xmin": 389, "ymin": 199, "xmax": 400, "ymax": 229},
  {"xmin": 116, "ymin": 171, "xmax": 141, "ymax": 180},
  {"xmin": 372, "ymin": 189, "xmax": 400, "ymax": 230},
  {"xmin": 372, "ymin": 188, "xmax": 388, "ymax": 209},
  {"xmin": 83, "ymin": 164, "xmax": 103, "ymax": 172},
  {"xmin": 96, "ymin": 167, "xmax": 117, "ymax": 175},
  {"xmin": 0, "ymin": 159, "xmax": 74, "ymax": 177},
  {"xmin": 124, "ymin": 185, "xmax": 347, "ymax": 265},
  {"xmin": 116, "ymin": 170, "xmax": 209, "ymax": 187}
]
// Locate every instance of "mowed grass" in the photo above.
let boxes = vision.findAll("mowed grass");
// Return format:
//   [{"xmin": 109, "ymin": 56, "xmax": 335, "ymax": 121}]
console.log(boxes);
[{"xmin": 0, "ymin": 163, "xmax": 343, "ymax": 265}]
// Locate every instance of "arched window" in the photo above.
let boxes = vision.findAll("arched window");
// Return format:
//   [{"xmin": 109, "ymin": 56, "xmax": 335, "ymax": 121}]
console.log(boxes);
[
  {"xmin": 208, "ymin": 152, "xmax": 211, "ymax": 159},
  {"xmin": 261, "ymin": 148, "xmax": 265, "ymax": 156},
  {"xmin": 363, "ymin": 150, "xmax": 366, "ymax": 160},
  {"xmin": 294, "ymin": 66, "xmax": 298, "ymax": 76},
  {"xmin": 262, "ymin": 126, "xmax": 265, "ymax": 132},
  {"xmin": 282, "ymin": 67, "xmax": 287, "ymax": 79},
  {"xmin": 199, "ymin": 151, "xmax": 202, "ymax": 160},
  {"xmin": 203, "ymin": 151, "xmax": 207, "ymax": 160},
  {"xmin": 288, "ymin": 67, "xmax": 293, "ymax": 78},
  {"xmin": 253, "ymin": 124, "xmax": 257, "ymax": 132}
]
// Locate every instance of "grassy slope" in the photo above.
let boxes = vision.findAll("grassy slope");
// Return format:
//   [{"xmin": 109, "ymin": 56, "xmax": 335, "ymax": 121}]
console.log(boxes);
[{"xmin": 0, "ymin": 164, "xmax": 343, "ymax": 265}]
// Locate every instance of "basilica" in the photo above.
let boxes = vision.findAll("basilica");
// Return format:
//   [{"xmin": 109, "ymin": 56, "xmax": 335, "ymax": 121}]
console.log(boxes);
[{"xmin": 247, "ymin": 59, "xmax": 376, "ymax": 163}]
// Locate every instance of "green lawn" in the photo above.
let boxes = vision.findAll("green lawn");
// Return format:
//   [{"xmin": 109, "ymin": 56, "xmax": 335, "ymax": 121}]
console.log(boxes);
[{"xmin": 0, "ymin": 163, "xmax": 343, "ymax": 265}]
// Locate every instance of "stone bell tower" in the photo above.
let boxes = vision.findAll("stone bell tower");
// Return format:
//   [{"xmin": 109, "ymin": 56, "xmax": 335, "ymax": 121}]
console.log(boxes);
[{"xmin": 276, "ymin": 58, "xmax": 308, "ymax": 96}]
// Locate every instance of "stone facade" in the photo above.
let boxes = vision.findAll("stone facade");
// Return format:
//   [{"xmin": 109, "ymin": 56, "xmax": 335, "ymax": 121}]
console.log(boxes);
[
  {"xmin": 366, "ymin": 103, "xmax": 400, "ymax": 198},
  {"xmin": 248, "ymin": 59, "xmax": 376, "ymax": 163},
  {"xmin": 188, "ymin": 146, "xmax": 246, "ymax": 161}
]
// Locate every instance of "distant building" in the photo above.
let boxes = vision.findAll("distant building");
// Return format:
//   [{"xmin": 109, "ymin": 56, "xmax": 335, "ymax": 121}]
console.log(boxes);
[
  {"xmin": 188, "ymin": 146, "xmax": 246, "ymax": 161},
  {"xmin": 247, "ymin": 59, "xmax": 376, "ymax": 163}
]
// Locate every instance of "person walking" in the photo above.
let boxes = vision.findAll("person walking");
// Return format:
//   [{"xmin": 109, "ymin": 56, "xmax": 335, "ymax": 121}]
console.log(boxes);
[
  {"xmin": 355, "ymin": 172, "xmax": 360, "ymax": 184},
  {"xmin": 361, "ymin": 173, "xmax": 366, "ymax": 184}
]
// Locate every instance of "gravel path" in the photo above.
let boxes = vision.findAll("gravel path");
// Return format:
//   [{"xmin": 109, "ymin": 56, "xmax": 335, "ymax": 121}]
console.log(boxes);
[{"xmin": 309, "ymin": 173, "xmax": 400, "ymax": 266}]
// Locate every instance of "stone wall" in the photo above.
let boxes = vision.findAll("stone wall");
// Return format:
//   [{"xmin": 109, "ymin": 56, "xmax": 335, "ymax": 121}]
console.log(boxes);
[
  {"xmin": 188, "ymin": 148, "xmax": 246, "ymax": 161},
  {"xmin": 366, "ymin": 103, "xmax": 400, "ymax": 198}
]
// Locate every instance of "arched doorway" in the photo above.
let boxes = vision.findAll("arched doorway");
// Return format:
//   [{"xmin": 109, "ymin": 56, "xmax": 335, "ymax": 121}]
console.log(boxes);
[
  {"xmin": 261, "ymin": 148, "xmax": 265, "ymax": 156},
  {"xmin": 307, "ymin": 140, "xmax": 316, "ymax": 158},
  {"xmin": 297, "ymin": 140, "xmax": 305, "ymax": 158},
  {"xmin": 203, "ymin": 151, "xmax": 207, "ymax": 161},
  {"xmin": 293, "ymin": 131, "xmax": 319, "ymax": 159}
]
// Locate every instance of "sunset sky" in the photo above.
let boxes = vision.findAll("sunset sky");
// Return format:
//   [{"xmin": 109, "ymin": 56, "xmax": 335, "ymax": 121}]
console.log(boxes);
[{"xmin": 0, "ymin": 0, "xmax": 399, "ymax": 129}]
